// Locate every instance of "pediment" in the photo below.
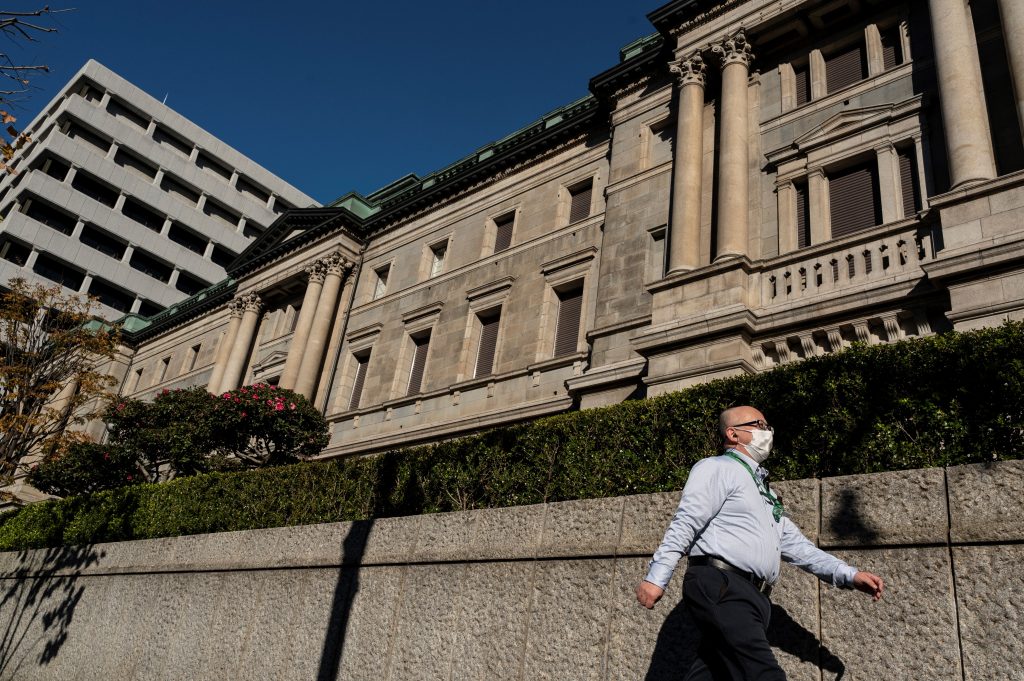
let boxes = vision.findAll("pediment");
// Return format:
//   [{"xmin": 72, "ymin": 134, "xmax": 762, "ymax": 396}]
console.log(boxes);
[
  {"xmin": 251, "ymin": 350, "xmax": 288, "ymax": 373},
  {"xmin": 792, "ymin": 103, "xmax": 897, "ymax": 151}
]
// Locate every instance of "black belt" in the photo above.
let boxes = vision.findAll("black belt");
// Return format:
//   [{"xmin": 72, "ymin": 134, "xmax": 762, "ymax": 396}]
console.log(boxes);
[{"xmin": 689, "ymin": 555, "xmax": 773, "ymax": 597}]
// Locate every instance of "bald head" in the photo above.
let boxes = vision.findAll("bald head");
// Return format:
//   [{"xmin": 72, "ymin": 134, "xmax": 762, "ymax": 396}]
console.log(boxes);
[{"xmin": 719, "ymin": 406, "xmax": 763, "ymax": 437}]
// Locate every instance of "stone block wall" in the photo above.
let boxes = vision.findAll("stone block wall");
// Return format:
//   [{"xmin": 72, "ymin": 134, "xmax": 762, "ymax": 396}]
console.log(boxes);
[{"xmin": 1, "ymin": 460, "xmax": 1021, "ymax": 680}]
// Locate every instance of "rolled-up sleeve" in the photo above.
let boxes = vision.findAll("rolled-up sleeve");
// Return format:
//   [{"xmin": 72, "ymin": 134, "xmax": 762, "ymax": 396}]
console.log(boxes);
[
  {"xmin": 644, "ymin": 459, "xmax": 728, "ymax": 589},
  {"xmin": 780, "ymin": 517, "xmax": 858, "ymax": 587}
]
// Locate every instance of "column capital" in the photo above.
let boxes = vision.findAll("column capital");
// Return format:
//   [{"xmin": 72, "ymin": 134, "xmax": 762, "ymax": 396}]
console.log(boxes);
[
  {"xmin": 669, "ymin": 51, "xmax": 707, "ymax": 88},
  {"xmin": 321, "ymin": 251, "xmax": 354, "ymax": 277},
  {"xmin": 227, "ymin": 297, "xmax": 247, "ymax": 318},
  {"xmin": 712, "ymin": 29, "xmax": 754, "ymax": 69},
  {"xmin": 305, "ymin": 260, "xmax": 328, "ymax": 284},
  {"xmin": 234, "ymin": 292, "xmax": 263, "ymax": 314}
]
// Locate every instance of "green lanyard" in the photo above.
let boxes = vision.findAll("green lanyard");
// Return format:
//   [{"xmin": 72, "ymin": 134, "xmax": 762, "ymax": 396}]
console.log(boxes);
[{"xmin": 724, "ymin": 450, "xmax": 785, "ymax": 522}]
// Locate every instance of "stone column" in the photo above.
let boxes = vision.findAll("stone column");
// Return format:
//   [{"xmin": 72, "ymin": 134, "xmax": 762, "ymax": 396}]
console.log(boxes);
[
  {"xmin": 207, "ymin": 299, "xmax": 245, "ymax": 393},
  {"xmin": 218, "ymin": 293, "xmax": 263, "ymax": 393},
  {"xmin": 278, "ymin": 260, "xmax": 327, "ymax": 390},
  {"xmin": 667, "ymin": 52, "xmax": 707, "ymax": 273},
  {"xmin": 712, "ymin": 30, "xmax": 754, "ymax": 260},
  {"xmin": 997, "ymin": 0, "xmax": 1024, "ymax": 138},
  {"xmin": 294, "ymin": 253, "xmax": 352, "ymax": 399},
  {"xmin": 928, "ymin": 0, "xmax": 996, "ymax": 186}
]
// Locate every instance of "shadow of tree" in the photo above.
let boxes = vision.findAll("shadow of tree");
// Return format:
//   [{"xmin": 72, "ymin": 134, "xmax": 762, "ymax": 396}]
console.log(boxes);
[
  {"xmin": 0, "ymin": 544, "xmax": 104, "ymax": 680},
  {"xmin": 315, "ymin": 518, "xmax": 373, "ymax": 681},
  {"xmin": 645, "ymin": 598, "xmax": 846, "ymax": 680}
]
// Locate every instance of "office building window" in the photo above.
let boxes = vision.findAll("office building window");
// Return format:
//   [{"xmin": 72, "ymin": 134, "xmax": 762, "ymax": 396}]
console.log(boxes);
[
  {"xmin": 568, "ymin": 179, "xmax": 593, "ymax": 223},
  {"xmin": 829, "ymin": 161, "xmax": 881, "ymax": 238},
  {"xmin": 407, "ymin": 333, "xmax": 430, "ymax": 396},
  {"xmin": 493, "ymin": 212, "xmax": 514, "ymax": 253},
  {"xmin": 373, "ymin": 265, "xmax": 390, "ymax": 300},
  {"xmin": 794, "ymin": 64, "xmax": 810, "ymax": 106},
  {"xmin": 349, "ymin": 352, "xmax": 370, "ymax": 410},
  {"xmin": 429, "ymin": 240, "xmax": 448, "ymax": 277},
  {"xmin": 475, "ymin": 310, "xmax": 501, "ymax": 377},
  {"xmin": 825, "ymin": 42, "xmax": 867, "ymax": 93},
  {"xmin": 795, "ymin": 181, "xmax": 810, "ymax": 249},
  {"xmin": 554, "ymin": 286, "xmax": 583, "ymax": 357}
]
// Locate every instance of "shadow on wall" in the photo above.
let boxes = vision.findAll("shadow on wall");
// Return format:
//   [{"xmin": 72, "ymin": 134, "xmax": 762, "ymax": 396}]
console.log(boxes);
[
  {"xmin": 829, "ymin": 488, "xmax": 880, "ymax": 544},
  {"xmin": 644, "ymin": 599, "xmax": 846, "ymax": 679},
  {"xmin": 0, "ymin": 544, "xmax": 104, "ymax": 680},
  {"xmin": 315, "ymin": 517, "xmax": 374, "ymax": 681}
]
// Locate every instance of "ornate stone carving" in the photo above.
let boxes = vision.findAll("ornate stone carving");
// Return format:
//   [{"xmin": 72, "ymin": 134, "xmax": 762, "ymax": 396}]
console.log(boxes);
[
  {"xmin": 305, "ymin": 259, "xmax": 328, "ymax": 284},
  {"xmin": 712, "ymin": 30, "xmax": 754, "ymax": 69},
  {"xmin": 238, "ymin": 292, "xmax": 263, "ymax": 314},
  {"xmin": 667, "ymin": 0, "xmax": 751, "ymax": 37},
  {"xmin": 322, "ymin": 251, "xmax": 354, "ymax": 276},
  {"xmin": 227, "ymin": 297, "xmax": 247, "ymax": 318},
  {"xmin": 669, "ymin": 52, "xmax": 706, "ymax": 88}
]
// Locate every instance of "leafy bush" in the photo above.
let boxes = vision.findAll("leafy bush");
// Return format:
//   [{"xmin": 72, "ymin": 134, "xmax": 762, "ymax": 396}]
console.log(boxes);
[
  {"xmin": 4, "ymin": 322, "xmax": 1023, "ymax": 552},
  {"xmin": 30, "ymin": 385, "xmax": 329, "ymax": 494}
]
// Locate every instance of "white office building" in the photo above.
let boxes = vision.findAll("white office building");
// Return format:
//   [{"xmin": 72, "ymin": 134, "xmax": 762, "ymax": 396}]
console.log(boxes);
[{"xmin": 0, "ymin": 60, "xmax": 317, "ymax": 319}]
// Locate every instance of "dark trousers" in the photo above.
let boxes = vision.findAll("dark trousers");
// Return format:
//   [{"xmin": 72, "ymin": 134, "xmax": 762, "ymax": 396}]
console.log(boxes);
[{"xmin": 682, "ymin": 565, "xmax": 785, "ymax": 681}]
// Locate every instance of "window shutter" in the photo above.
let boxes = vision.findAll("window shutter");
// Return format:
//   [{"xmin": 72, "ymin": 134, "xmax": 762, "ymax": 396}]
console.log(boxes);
[
  {"xmin": 349, "ymin": 353, "xmax": 370, "ymax": 410},
  {"xmin": 898, "ymin": 148, "xmax": 920, "ymax": 217},
  {"xmin": 554, "ymin": 287, "xmax": 584, "ymax": 357},
  {"xmin": 795, "ymin": 181, "xmax": 810, "ymax": 249},
  {"xmin": 407, "ymin": 336, "xmax": 430, "ymax": 395},
  {"xmin": 826, "ymin": 43, "xmax": 866, "ymax": 93},
  {"xmin": 475, "ymin": 313, "xmax": 501, "ymax": 377},
  {"xmin": 829, "ymin": 162, "xmax": 881, "ymax": 238},
  {"xmin": 494, "ymin": 214, "xmax": 514, "ymax": 253},
  {"xmin": 880, "ymin": 27, "xmax": 901, "ymax": 70},
  {"xmin": 794, "ymin": 65, "xmax": 810, "ymax": 106},
  {"xmin": 568, "ymin": 181, "xmax": 593, "ymax": 223}
]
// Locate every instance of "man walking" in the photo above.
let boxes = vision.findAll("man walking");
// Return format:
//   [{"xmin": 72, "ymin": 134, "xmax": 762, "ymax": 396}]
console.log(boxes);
[{"xmin": 636, "ymin": 405, "xmax": 884, "ymax": 680}]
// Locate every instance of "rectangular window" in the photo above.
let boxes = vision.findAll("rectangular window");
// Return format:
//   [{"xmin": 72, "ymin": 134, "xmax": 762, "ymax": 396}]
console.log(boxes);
[
  {"xmin": 186, "ymin": 344, "xmax": 202, "ymax": 373},
  {"xmin": 204, "ymin": 197, "xmax": 240, "ymax": 226},
  {"xmin": 32, "ymin": 155, "xmax": 70, "ymax": 182},
  {"xmin": 795, "ymin": 181, "xmax": 810, "ymax": 249},
  {"xmin": 880, "ymin": 26, "xmax": 903, "ymax": 70},
  {"xmin": 898, "ymin": 147, "xmax": 921, "ymax": 217},
  {"xmin": 161, "ymin": 175, "xmax": 201, "ymax": 205},
  {"xmin": 65, "ymin": 121, "xmax": 111, "ymax": 154},
  {"xmin": 114, "ymin": 148, "xmax": 157, "ymax": 180},
  {"xmin": 554, "ymin": 286, "xmax": 584, "ymax": 357},
  {"xmin": 197, "ymin": 152, "xmax": 233, "ymax": 181},
  {"xmin": 175, "ymin": 272, "xmax": 209, "ymax": 296},
  {"xmin": 568, "ymin": 180, "xmax": 593, "ymax": 223},
  {"xmin": 138, "ymin": 300, "xmax": 164, "ymax": 317},
  {"xmin": 89, "ymin": 278, "xmax": 133, "ymax": 312},
  {"xmin": 25, "ymin": 197, "xmax": 76, "ymax": 234},
  {"xmin": 475, "ymin": 310, "xmax": 501, "ymax": 377},
  {"xmin": 373, "ymin": 265, "xmax": 390, "ymax": 300},
  {"xmin": 349, "ymin": 352, "xmax": 370, "ymax": 410},
  {"xmin": 429, "ymin": 240, "xmax": 448, "ymax": 277},
  {"xmin": 168, "ymin": 222, "xmax": 208, "ymax": 254},
  {"xmin": 122, "ymin": 197, "xmax": 165, "ymax": 232},
  {"xmin": 72, "ymin": 172, "xmax": 119, "ymax": 208},
  {"xmin": 130, "ymin": 250, "xmax": 173, "ymax": 283},
  {"xmin": 493, "ymin": 213, "xmax": 514, "ymax": 253},
  {"xmin": 157, "ymin": 357, "xmax": 170, "ymax": 383},
  {"xmin": 79, "ymin": 224, "xmax": 126, "ymax": 259},
  {"xmin": 237, "ymin": 176, "xmax": 271, "ymax": 204},
  {"xmin": 829, "ymin": 161, "xmax": 881, "ymax": 238},
  {"xmin": 33, "ymin": 254, "xmax": 84, "ymax": 290},
  {"xmin": 128, "ymin": 368, "xmax": 143, "ymax": 393},
  {"xmin": 825, "ymin": 42, "xmax": 866, "ymax": 93},
  {"xmin": 794, "ymin": 64, "xmax": 810, "ymax": 106},
  {"xmin": 211, "ymin": 245, "xmax": 236, "ymax": 268},
  {"xmin": 0, "ymin": 238, "xmax": 31, "ymax": 266},
  {"xmin": 407, "ymin": 334, "xmax": 430, "ymax": 396},
  {"xmin": 107, "ymin": 98, "xmax": 149, "ymax": 130},
  {"xmin": 153, "ymin": 125, "xmax": 193, "ymax": 157}
]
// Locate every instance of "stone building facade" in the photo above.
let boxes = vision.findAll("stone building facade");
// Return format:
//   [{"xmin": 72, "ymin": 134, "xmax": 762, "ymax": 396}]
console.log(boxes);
[
  {"xmin": 108, "ymin": 0, "xmax": 1024, "ymax": 459},
  {"xmin": 0, "ymin": 60, "xmax": 316, "ymax": 320}
]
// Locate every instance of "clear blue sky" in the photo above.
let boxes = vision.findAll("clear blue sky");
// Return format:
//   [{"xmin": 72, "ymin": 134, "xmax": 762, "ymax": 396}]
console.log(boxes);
[{"xmin": 3, "ymin": 1, "xmax": 659, "ymax": 204}]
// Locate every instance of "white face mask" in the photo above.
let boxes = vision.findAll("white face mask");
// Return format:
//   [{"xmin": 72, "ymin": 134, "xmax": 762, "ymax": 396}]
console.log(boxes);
[{"xmin": 743, "ymin": 428, "xmax": 774, "ymax": 463}]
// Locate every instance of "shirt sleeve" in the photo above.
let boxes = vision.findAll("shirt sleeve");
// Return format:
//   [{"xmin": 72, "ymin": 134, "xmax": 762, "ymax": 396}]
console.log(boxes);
[
  {"xmin": 644, "ymin": 459, "xmax": 729, "ymax": 589},
  {"xmin": 779, "ymin": 516, "xmax": 858, "ymax": 588}
]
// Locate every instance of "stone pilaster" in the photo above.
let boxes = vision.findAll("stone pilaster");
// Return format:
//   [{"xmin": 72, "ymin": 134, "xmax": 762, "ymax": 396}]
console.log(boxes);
[
  {"xmin": 928, "ymin": 0, "xmax": 996, "ymax": 187},
  {"xmin": 218, "ymin": 292, "xmax": 263, "ymax": 394},
  {"xmin": 667, "ymin": 51, "xmax": 707, "ymax": 273},
  {"xmin": 997, "ymin": 0, "xmax": 1024, "ymax": 139},
  {"xmin": 294, "ymin": 253, "xmax": 353, "ymax": 399},
  {"xmin": 278, "ymin": 260, "xmax": 328, "ymax": 390},
  {"xmin": 712, "ymin": 30, "xmax": 754, "ymax": 260},
  {"xmin": 207, "ymin": 298, "xmax": 245, "ymax": 394}
]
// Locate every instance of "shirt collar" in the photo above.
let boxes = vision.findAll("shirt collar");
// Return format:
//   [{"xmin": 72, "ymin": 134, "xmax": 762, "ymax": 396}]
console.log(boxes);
[{"xmin": 724, "ymin": 448, "xmax": 764, "ymax": 475}]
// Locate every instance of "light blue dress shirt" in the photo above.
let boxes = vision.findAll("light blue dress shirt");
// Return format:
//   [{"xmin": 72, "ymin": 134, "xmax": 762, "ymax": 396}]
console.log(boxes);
[{"xmin": 644, "ymin": 449, "xmax": 858, "ymax": 590}]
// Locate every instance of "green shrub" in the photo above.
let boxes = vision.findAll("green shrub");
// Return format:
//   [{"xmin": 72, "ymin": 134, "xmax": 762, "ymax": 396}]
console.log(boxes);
[{"xmin": 2, "ymin": 322, "xmax": 1022, "ymax": 552}]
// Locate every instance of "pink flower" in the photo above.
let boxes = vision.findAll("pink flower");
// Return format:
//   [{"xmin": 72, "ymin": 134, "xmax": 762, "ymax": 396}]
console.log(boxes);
[
  {"xmin": 126, "ymin": 474, "xmax": 133, "ymax": 481},
  {"xmin": 289, "ymin": 403, "xmax": 296, "ymax": 410},
  {"xmin": 275, "ymin": 403, "xmax": 284, "ymax": 411},
  {"xmin": 241, "ymin": 411, "xmax": 247, "ymax": 417}
]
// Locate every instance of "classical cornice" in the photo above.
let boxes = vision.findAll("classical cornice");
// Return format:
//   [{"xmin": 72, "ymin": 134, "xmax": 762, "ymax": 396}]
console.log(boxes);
[{"xmin": 648, "ymin": 0, "xmax": 753, "ymax": 38}]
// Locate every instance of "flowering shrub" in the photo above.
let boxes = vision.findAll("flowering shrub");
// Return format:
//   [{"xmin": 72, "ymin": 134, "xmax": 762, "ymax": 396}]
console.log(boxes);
[
  {"xmin": 29, "ymin": 441, "xmax": 138, "ymax": 497},
  {"xmin": 214, "ymin": 384, "xmax": 329, "ymax": 466},
  {"xmin": 30, "ymin": 384, "xmax": 329, "ymax": 496}
]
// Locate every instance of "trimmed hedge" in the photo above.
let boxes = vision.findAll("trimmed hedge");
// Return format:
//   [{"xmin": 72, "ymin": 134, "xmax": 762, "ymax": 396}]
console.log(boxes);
[{"xmin": 2, "ymin": 322, "xmax": 1022, "ymax": 551}]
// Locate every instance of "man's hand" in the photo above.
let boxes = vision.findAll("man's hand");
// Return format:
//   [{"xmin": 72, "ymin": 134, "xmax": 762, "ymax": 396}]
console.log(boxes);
[
  {"xmin": 636, "ymin": 580, "xmax": 665, "ymax": 609},
  {"xmin": 852, "ymin": 571, "xmax": 884, "ymax": 601}
]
